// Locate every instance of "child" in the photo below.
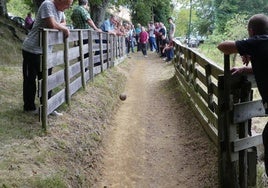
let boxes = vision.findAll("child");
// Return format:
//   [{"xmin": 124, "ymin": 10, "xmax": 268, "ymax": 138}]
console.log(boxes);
[{"xmin": 218, "ymin": 13, "xmax": 268, "ymax": 175}]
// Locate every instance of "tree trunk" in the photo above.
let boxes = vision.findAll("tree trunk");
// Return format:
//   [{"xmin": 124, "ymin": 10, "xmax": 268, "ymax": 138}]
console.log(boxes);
[
  {"xmin": 0, "ymin": 0, "xmax": 7, "ymax": 17},
  {"xmin": 90, "ymin": 0, "xmax": 110, "ymax": 27}
]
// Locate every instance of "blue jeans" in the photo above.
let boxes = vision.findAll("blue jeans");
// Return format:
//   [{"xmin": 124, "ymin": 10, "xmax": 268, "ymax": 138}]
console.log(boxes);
[
  {"xmin": 166, "ymin": 48, "xmax": 174, "ymax": 60},
  {"xmin": 149, "ymin": 37, "xmax": 157, "ymax": 51}
]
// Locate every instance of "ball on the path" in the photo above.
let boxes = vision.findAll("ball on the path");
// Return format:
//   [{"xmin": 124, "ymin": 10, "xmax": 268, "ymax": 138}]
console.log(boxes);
[{"xmin": 119, "ymin": 93, "xmax": 127, "ymax": 101}]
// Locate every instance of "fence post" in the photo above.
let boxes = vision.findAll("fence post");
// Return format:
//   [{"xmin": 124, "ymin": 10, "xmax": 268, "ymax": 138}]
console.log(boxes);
[
  {"xmin": 79, "ymin": 30, "xmax": 86, "ymax": 89},
  {"xmin": 107, "ymin": 34, "xmax": 110, "ymax": 68},
  {"xmin": 99, "ymin": 32, "xmax": 104, "ymax": 72},
  {"xmin": 218, "ymin": 54, "xmax": 239, "ymax": 187},
  {"xmin": 41, "ymin": 29, "xmax": 48, "ymax": 131},
  {"xmin": 88, "ymin": 30, "xmax": 94, "ymax": 80},
  {"xmin": 64, "ymin": 34, "xmax": 70, "ymax": 105},
  {"xmin": 110, "ymin": 35, "xmax": 114, "ymax": 66}
]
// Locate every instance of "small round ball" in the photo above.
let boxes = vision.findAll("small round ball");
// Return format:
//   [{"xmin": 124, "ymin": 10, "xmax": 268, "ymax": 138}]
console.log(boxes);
[{"xmin": 119, "ymin": 93, "xmax": 127, "ymax": 101}]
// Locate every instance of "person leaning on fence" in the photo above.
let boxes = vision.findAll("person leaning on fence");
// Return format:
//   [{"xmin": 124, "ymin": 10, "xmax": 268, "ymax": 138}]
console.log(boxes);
[
  {"xmin": 22, "ymin": 0, "xmax": 73, "ymax": 116},
  {"xmin": 217, "ymin": 13, "xmax": 268, "ymax": 175},
  {"xmin": 71, "ymin": 0, "xmax": 102, "ymax": 58},
  {"xmin": 71, "ymin": 0, "xmax": 102, "ymax": 32},
  {"xmin": 100, "ymin": 14, "xmax": 119, "ymax": 36}
]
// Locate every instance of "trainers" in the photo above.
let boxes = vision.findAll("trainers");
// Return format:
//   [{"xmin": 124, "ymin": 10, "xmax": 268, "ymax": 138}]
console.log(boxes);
[
  {"xmin": 144, "ymin": 55, "xmax": 148, "ymax": 57},
  {"xmin": 50, "ymin": 110, "xmax": 63, "ymax": 116}
]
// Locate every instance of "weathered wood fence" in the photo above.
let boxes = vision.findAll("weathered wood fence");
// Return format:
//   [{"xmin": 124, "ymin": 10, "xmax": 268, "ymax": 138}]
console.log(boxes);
[
  {"xmin": 173, "ymin": 39, "xmax": 267, "ymax": 187},
  {"xmin": 39, "ymin": 29, "xmax": 126, "ymax": 130}
]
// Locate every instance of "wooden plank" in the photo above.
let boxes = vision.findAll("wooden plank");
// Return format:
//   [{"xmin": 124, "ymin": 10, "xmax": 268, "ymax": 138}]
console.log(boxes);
[
  {"xmin": 196, "ymin": 84, "xmax": 209, "ymax": 104},
  {"xmin": 68, "ymin": 31, "xmax": 79, "ymax": 42},
  {"xmin": 212, "ymin": 82, "xmax": 218, "ymax": 97},
  {"xmin": 93, "ymin": 65, "xmax": 101, "ymax": 75},
  {"xmin": 103, "ymin": 62, "xmax": 108, "ymax": 70},
  {"xmin": 93, "ymin": 55, "xmax": 101, "ymax": 64},
  {"xmin": 47, "ymin": 89, "xmax": 65, "ymax": 115},
  {"xmin": 47, "ymin": 69, "xmax": 65, "ymax": 91},
  {"xmin": 211, "ymin": 66, "xmax": 223, "ymax": 79},
  {"xmin": 47, "ymin": 30, "xmax": 64, "ymax": 45},
  {"xmin": 233, "ymin": 100, "xmax": 266, "ymax": 123},
  {"xmin": 47, "ymin": 50, "xmax": 64, "ymax": 68},
  {"xmin": 70, "ymin": 76, "xmax": 82, "ymax": 96},
  {"xmin": 68, "ymin": 46, "xmax": 80, "ymax": 61},
  {"xmin": 232, "ymin": 134, "xmax": 262, "ymax": 152},
  {"xmin": 82, "ymin": 44, "xmax": 89, "ymax": 54},
  {"xmin": 93, "ymin": 43, "xmax": 99, "ymax": 51},
  {"xmin": 69, "ymin": 60, "xmax": 81, "ymax": 79},
  {"xmin": 196, "ymin": 69, "xmax": 207, "ymax": 86}
]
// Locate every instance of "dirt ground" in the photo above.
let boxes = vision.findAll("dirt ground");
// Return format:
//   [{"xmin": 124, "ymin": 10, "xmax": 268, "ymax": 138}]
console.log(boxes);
[{"xmin": 93, "ymin": 52, "xmax": 218, "ymax": 187}]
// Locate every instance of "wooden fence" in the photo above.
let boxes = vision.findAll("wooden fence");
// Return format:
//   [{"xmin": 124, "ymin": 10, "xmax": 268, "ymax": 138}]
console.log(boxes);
[
  {"xmin": 173, "ymin": 39, "xmax": 267, "ymax": 187},
  {"xmin": 38, "ymin": 29, "xmax": 126, "ymax": 130}
]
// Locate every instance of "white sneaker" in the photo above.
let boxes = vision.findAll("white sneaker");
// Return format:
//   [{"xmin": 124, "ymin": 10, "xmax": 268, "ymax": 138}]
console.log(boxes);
[{"xmin": 51, "ymin": 110, "xmax": 63, "ymax": 116}]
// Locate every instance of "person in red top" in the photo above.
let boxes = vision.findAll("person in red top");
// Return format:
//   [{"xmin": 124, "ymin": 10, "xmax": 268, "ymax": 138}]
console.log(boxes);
[{"xmin": 139, "ymin": 26, "xmax": 149, "ymax": 57}]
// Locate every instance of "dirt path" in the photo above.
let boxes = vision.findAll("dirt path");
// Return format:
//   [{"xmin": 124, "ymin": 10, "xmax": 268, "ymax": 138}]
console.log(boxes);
[{"xmin": 94, "ymin": 52, "xmax": 218, "ymax": 188}]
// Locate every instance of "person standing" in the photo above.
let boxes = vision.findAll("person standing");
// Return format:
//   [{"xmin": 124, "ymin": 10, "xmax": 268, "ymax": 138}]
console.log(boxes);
[
  {"xmin": 22, "ymin": 0, "xmax": 72, "ymax": 114},
  {"xmin": 168, "ymin": 17, "xmax": 176, "ymax": 40},
  {"xmin": 135, "ymin": 23, "xmax": 141, "ymax": 51},
  {"xmin": 24, "ymin": 12, "xmax": 34, "ymax": 31},
  {"xmin": 217, "ymin": 14, "xmax": 268, "ymax": 175},
  {"xmin": 139, "ymin": 26, "xmax": 149, "ymax": 57},
  {"xmin": 148, "ymin": 21, "xmax": 157, "ymax": 52}
]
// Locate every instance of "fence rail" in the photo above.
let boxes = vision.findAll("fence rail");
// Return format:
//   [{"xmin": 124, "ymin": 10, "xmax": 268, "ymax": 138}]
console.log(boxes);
[
  {"xmin": 39, "ymin": 29, "xmax": 126, "ymax": 130},
  {"xmin": 173, "ymin": 39, "xmax": 267, "ymax": 187}
]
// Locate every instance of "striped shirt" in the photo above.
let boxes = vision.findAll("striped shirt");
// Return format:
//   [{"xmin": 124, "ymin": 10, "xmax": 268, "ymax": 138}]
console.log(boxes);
[{"xmin": 22, "ymin": 0, "xmax": 65, "ymax": 54}]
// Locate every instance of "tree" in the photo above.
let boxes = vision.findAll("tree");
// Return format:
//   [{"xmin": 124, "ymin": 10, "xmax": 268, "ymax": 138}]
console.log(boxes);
[
  {"xmin": 128, "ymin": 0, "xmax": 173, "ymax": 26},
  {"xmin": 89, "ymin": 0, "xmax": 110, "ymax": 27}
]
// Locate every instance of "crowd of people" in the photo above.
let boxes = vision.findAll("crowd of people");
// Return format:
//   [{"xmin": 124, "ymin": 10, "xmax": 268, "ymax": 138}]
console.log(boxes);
[
  {"xmin": 103, "ymin": 17, "xmax": 176, "ymax": 63},
  {"xmin": 22, "ymin": 0, "xmax": 177, "ymax": 116}
]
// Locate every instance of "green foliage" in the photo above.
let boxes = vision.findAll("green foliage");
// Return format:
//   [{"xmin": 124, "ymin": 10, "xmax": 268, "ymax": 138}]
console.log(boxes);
[
  {"xmin": 7, "ymin": 0, "xmax": 31, "ymax": 17},
  {"xmin": 214, "ymin": 0, "xmax": 268, "ymax": 33},
  {"xmin": 131, "ymin": 1, "xmax": 152, "ymax": 26},
  {"xmin": 129, "ymin": 0, "xmax": 173, "ymax": 26},
  {"xmin": 174, "ymin": 9, "xmax": 191, "ymax": 37},
  {"xmin": 223, "ymin": 14, "xmax": 248, "ymax": 40},
  {"xmin": 194, "ymin": 0, "xmax": 215, "ymax": 36}
]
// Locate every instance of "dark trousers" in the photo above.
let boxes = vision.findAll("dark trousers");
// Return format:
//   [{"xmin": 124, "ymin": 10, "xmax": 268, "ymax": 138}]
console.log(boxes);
[
  {"xmin": 22, "ymin": 50, "xmax": 51, "ymax": 111},
  {"xmin": 263, "ymin": 121, "xmax": 268, "ymax": 175},
  {"xmin": 165, "ymin": 48, "xmax": 174, "ymax": 61},
  {"xmin": 141, "ymin": 43, "xmax": 147, "ymax": 56}
]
